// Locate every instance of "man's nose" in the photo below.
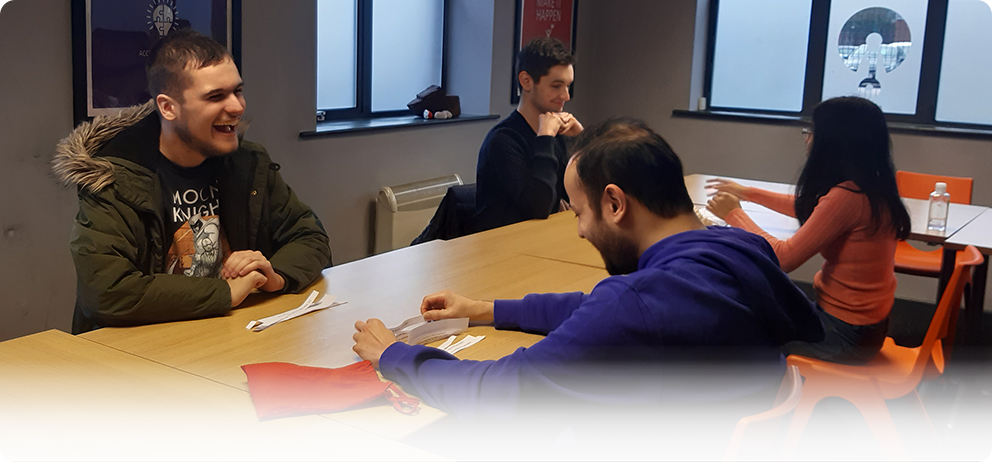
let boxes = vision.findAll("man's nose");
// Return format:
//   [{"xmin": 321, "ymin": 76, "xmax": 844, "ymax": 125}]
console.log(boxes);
[{"xmin": 227, "ymin": 95, "xmax": 245, "ymax": 115}]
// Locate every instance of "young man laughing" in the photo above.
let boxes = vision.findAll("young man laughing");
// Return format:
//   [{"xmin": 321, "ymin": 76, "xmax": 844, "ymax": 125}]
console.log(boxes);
[{"xmin": 55, "ymin": 29, "xmax": 331, "ymax": 334}]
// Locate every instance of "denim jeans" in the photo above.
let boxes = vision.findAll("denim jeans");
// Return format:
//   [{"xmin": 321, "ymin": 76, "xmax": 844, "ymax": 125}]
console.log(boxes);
[{"xmin": 783, "ymin": 305, "xmax": 890, "ymax": 365}]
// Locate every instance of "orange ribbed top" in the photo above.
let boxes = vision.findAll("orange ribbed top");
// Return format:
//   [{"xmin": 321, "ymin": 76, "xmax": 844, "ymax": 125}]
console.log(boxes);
[{"xmin": 725, "ymin": 182, "xmax": 897, "ymax": 325}]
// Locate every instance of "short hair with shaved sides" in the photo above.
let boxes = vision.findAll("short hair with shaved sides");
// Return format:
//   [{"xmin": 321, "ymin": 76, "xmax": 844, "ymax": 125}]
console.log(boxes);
[
  {"xmin": 146, "ymin": 28, "xmax": 232, "ymax": 101},
  {"xmin": 517, "ymin": 36, "xmax": 574, "ymax": 84},
  {"xmin": 570, "ymin": 118, "xmax": 694, "ymax": 219}
]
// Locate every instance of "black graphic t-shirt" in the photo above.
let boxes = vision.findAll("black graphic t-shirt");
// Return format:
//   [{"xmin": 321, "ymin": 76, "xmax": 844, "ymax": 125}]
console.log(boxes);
[{"xmin": 157, "ymin": 155, "xmax": 230, "ymax": 278}]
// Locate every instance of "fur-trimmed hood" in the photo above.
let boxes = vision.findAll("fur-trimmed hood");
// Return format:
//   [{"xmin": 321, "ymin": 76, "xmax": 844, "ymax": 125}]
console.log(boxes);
[{"xmin": 53, "ymin": 100, "xmax": 157, "ymax": 194}]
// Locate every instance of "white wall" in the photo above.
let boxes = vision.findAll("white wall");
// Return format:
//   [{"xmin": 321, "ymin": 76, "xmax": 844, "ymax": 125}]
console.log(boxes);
[
  {"xmin": 0, "ymin": 0, "xmax": 520, "ymax": 341},
  {"xmin": 568, "ymin": 0, "xmax": 992, "ymax": 305}
]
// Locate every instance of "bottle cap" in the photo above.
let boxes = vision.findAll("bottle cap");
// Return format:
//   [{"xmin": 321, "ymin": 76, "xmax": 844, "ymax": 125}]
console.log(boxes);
[{"xmin": 935, "ymin": 182, "xmax": 947, "ymax": 194}]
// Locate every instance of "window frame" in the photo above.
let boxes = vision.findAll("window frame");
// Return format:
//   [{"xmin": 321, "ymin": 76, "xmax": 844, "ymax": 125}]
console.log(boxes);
[
  {"xmin": 703, "ymin": 0, "xmax": 990, "ymax": 130},
  {"xmin": 317, "ymin": 0, "xmax": 449, "ymax": 121}
]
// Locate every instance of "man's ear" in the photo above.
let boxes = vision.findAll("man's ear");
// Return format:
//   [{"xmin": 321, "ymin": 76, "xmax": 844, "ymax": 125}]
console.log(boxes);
[
  {"xmin": 601, "ymin": 184, "xmax": 628, "ymax": 224},
  {"xmin": 518, "ymin": 71, "xmax": 534, "ymax": 92},
  {"xmin": 156, "ymin": 94, "xmax": 179, "ymax": 121}
]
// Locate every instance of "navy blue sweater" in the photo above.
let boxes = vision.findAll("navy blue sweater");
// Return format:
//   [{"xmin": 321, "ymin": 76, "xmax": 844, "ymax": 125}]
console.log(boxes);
[
  {"xmin": 379, "ymin": 227, "xmax": 825, "ymax": 419},
  {"xmin": 471, "ymin": 110, "xmax": 570, "ymax": 233}
]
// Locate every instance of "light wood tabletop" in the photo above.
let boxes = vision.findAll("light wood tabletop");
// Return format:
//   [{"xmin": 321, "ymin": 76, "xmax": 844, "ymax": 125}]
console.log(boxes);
[
  {"xmin": 80, "ymin": 235, "xmax": 608, "ymax": 438},
  {"xmin": 0, "ymin": 330, "xmax": 442, "ymax": 461},
  {"xmin": 444, "ymin": 211, "xmax": 605, "ymax": 269}
]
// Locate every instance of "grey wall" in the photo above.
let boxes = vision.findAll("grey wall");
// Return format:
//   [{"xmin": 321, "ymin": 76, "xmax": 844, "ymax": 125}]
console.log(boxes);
[
  {"xmin": 0, "ymin": 0, "xmax": 520, "ymax": 341},
  {"xmin": 0, "ymin": 0, "xmax": 77, "ymax": 341},
  {"xmin": 568, "ymin": 0, "xmax": 992, "ymax": 305}
]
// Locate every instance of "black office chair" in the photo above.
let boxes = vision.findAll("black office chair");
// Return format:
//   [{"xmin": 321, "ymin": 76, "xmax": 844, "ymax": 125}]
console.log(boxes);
[{"xmin": 411, "ymin": 183, "xmax": 477, "ymax": 245}]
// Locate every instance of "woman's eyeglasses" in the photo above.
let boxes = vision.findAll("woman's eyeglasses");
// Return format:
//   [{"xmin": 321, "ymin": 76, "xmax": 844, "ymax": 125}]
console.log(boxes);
[{"xmin": 801, "ymin": 127, "xmax": 813, "ymax": 141}]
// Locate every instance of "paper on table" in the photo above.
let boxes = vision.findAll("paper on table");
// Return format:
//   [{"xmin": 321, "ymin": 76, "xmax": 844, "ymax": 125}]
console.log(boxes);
[
  {"xmin": 438, "ymin": 335, "xmax": 457, "ymax": 350},
  {"xmin": 246, "ymin": 290, "xmax": 346, "ymax": 332},
  {"xmin": 389, "ymin": 315, "xmax": 469, "ymax": 345},
  {"xmin": 694, "ymin": 205, "xmax": 728, "ymax": 227},
  {"xmin": 440, "ymin": 335, "xmax": 485, "ymax": 355}
]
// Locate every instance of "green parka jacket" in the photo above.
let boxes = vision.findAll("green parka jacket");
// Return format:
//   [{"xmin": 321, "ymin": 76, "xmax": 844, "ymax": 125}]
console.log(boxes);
[{"xmin": 53, "ymin": 102, "xmax": 332, "ymax": 334}]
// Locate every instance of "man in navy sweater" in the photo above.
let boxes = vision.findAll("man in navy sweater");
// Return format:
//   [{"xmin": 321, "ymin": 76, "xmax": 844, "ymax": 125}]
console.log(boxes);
[
  {"xmin": 470, "ymin": 37, "xmax": 584, "ymax": 234},
  {"xmin": 354, "ymin": 119, "xmax": 824, "ymax": 426}
]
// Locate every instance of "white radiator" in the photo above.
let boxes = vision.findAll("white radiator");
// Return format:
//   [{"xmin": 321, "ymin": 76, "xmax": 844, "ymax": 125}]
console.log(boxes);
[{"xmin": 374, "ymin": 174, "xmax": 463, "ymax": 254}]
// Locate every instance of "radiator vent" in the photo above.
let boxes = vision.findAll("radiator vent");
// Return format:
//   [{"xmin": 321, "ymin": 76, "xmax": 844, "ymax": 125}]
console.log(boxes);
[{"xmin": 374, "ymin": 174, "xmax": 463, "ymax": 254}]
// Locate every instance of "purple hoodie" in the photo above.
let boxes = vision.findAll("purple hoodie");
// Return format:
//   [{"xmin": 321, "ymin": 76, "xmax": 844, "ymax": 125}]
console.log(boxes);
[{"xmin": 379, "ymin": 226, "xmax": 824, "ymax": 419}]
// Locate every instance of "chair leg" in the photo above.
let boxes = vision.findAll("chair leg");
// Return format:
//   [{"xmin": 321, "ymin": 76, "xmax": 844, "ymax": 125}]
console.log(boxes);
[
  {"xmin": 847, "ymin": 389, "xmax": 908, "ymax": 461},
  {"xmin": 902, "ymin": 390, "xmax": 948, "ymax": 462},
  {"xmin": 781, "ymin": 382, "xmax": 824, "ymax": 459}
]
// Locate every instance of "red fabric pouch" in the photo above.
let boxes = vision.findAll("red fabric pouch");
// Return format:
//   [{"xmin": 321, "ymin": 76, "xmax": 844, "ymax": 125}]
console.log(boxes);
[{"xmin": 241, "ymin": 361, "xmax": 419, "ymax": 420}]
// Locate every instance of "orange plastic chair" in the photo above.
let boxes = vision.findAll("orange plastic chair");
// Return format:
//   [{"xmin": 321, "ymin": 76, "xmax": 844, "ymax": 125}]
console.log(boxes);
[
  {"xmin": 724, "ymin": 365, "xmax": 802, "ymax": 461},
  {"xmin": 894, "ymin": 170, "xmax": 974, "ymax": 277},
  {"xmin": 782, "ymin": 246, "xmax": 983, "ymax": 460}
]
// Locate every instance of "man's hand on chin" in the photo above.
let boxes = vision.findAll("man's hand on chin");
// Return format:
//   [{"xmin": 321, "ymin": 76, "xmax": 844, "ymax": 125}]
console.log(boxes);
[{"xmin": 556, "ymin": 112, "xmax": 583, "ymax": 137}]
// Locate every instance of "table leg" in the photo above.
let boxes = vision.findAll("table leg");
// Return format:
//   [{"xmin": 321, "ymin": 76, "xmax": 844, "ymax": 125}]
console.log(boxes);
[
  {"xmin": 944, "ymin": 258, "xmax": 989, "ymax": 455},
  {"xmin": 938, "ymin": 248, "xmax": 957, "ymax": 303}
]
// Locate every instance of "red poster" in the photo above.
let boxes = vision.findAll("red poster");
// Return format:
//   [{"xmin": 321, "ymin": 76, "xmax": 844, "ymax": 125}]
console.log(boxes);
[{"xmin": 519, "ymin": 0, "xmax": 574, "ymax": 51}]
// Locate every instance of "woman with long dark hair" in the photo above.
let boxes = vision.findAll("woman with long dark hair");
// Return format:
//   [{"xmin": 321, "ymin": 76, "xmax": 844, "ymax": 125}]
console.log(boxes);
[
  {"xmin": 707, "ymin": 97, "xmax": 910, "ymax": 461},
  {"xmin": 706, "ymin": 96, "xmax": 911, "ymax": 364}
]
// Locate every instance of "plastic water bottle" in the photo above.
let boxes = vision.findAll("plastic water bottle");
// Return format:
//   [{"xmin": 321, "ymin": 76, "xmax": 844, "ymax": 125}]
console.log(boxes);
[{"xmin": 927, "ymin": 182, "xmax": 950, "ymax": 232}]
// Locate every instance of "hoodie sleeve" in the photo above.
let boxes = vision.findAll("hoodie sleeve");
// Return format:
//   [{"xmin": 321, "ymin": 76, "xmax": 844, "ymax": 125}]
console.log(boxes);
[
  {"xmin": 493, "ymin": 291, "xmax": 587, "ymax": 334},
  {"xmin": 70, "ymin": 189, "xmax": 232, "ymax": 330},
  {"xmin": 378, "ymin": 280, "xmax": 636, "ymax": 419}
]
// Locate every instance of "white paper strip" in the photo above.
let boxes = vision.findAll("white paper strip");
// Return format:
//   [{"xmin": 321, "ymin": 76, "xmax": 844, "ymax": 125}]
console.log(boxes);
[
  {"xmin": 246, "ymin": 291, "xmax": 346, "ymax": 332},
  {"xmin": 441, "ymin": 335, "xmax": 485, "ymax": 355},
  {"xmin": 389, "ymin": 315, "xmax": 469, "ymax": 345}
]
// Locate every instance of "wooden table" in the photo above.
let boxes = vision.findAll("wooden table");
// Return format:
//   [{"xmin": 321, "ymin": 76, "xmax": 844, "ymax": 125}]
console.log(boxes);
[
  {"xmin": 79, "ymin": 225, "xmax": 608, "ymax": 439},
  {"xmin": 0, "ymin": 330, "xmax": 442, "ymax": 461},
  {"xmin": 943, "ymin": 208, "xmax": 992, "ymax": 341}
]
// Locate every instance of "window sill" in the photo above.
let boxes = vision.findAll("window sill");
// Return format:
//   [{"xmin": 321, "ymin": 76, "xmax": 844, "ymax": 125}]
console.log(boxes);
[
  {"xmin": 671, "ymin": 109, "xmax": 992, "ymax": 140},
  {"xmin": 299, "ymin": 113, "xmax": 500, "ymax": 138}
]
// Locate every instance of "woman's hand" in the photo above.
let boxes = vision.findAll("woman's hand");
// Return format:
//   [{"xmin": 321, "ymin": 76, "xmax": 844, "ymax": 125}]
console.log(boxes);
[
  {"xmin": 705, "ymin": 178, "xmax": 749, "ymax": 199},
  {"xmin": 707, "ymin": 191, "xmax": 742, "ymax": 219}
]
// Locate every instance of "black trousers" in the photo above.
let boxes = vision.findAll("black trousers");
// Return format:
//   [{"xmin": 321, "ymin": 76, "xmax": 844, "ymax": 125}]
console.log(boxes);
[{"xmin": 783, "ymin": 304, "xmax": 890, "ymax": 365}]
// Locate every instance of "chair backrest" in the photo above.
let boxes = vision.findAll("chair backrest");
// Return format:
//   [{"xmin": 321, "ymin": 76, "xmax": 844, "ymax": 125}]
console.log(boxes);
[
  {"xmin": 903, "ymin": 246, "xmax": 983, "ymax": 394},
  {"xmin": 896, "ymin": 170, "xmax": 973, "ymax": 204},
  {"xmin": 724, "ymin": 365, "xmax": 802, "ymax": 461}
]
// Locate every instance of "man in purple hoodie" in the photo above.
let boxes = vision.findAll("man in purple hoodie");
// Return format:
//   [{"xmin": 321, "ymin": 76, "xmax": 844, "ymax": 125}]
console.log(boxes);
[{"xmin": 353, "ymin": 119, "xmax": 824, "ymax": 426}]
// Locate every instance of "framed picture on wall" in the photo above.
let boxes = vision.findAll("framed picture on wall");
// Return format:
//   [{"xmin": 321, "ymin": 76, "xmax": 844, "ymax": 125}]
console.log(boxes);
[
  {"xmin": 71, "ymin": 0, "xmax": 242, "ymax": 126},
  {"xmin": 511, "ymin": 0, "xmax": 577, "ymax": 105}
]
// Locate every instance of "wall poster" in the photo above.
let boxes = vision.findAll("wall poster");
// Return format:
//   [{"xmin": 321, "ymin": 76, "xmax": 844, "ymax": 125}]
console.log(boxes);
[
  {"xmin": 71, "ymin": 0, "xmax": 241, "ymax": 125},
  {"xmin": 511, "ymin": 0, "xmax": 577, "ymax": 104}
]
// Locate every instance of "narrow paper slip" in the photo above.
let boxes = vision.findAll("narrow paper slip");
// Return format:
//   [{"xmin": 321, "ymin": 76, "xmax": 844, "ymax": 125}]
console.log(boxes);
[
  {"xmin": 694, "ymin": 205, "xmax": 728, "ymax": 227},
  {"xmin": 388, "ymin": 315, "xmax": 469, "ymax": 345},
  {"xmin": 246, "ymin": 290, "xmax": 346, "ymax": 332},
  {"xmin": 437, "ymin": 334, "xmax": 485, "ymax": 355}
]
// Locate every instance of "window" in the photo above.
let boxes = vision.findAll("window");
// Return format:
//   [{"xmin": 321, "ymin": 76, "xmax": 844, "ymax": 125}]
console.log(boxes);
[
  {"xmin": 316, "ymin": 0, "xmax": 446, "ymax": 120},
  {"xmin": 705, "ymin": 0, "xmax": 992, "ymax": 129}
]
